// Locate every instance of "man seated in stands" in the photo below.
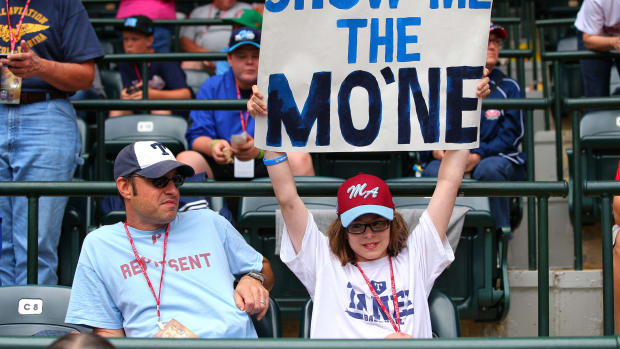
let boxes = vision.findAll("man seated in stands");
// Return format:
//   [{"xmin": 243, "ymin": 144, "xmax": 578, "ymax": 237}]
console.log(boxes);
[
  {"xmin": 178, "ymin": 27, "xmax": 314, "ymax": 179},
  {"xmin": 575, "ymin": 0, "xmax": 620, "ymax": 97},
  {"xmin": 66, "ymin": 141, "xmax": 274, "ymax": 338},
  {"xmin": 110, "ymin": 15, "xmax": 192, "ymax": 117},
  {"xmin": 421, "ymin": 23, "xmax": 526, "ymax": 229},
  {"xmin": 179, "ymin": 0, "xmax": 252, "ymax": 73}
]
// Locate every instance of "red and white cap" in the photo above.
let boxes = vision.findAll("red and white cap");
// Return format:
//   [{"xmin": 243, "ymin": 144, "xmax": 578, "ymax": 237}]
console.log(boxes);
[{"xmin": 337, "ymin": 173, "xmax": 395, "ymax": 227}]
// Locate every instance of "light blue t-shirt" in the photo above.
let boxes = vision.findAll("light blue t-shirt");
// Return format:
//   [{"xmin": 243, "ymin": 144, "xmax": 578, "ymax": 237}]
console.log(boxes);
[{"xmin": 66, "ymin": 209, "xmax": 263, "ymax": 338}]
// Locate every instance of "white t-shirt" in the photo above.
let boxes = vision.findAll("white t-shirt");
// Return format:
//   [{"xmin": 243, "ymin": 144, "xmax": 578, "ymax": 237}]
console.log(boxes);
[
  {"xmin": 180, "ymin": 3, "xmax": 252, "ymax": 52},
  {"xmin": 280, "ymin": 210, "xmax": 454, "ymax": 339},
  {"xmin": 575, "ymin": 0, "xmax": 620, "ymax": 36}
]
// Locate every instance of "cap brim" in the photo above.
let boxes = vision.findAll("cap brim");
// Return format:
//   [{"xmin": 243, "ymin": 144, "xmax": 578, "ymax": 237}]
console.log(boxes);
[
  {"xmin": 136, "ymin": 160, "xmax": 195, "ymax": 179},
  {"xmin": 228, "ymin": 41, "xmax": 260, "ymax": 53},
  {"xmin": 340, "ymin": 205, "xmax": 394, "ymax": 228}
]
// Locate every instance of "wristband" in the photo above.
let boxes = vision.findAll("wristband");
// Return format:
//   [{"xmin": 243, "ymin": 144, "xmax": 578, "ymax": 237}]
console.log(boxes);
[
  {"xmin": 256, "ymin": 149, "xmax": 265, "ymax": 160},
  {"xmin": 263, "ymin": 153, "xmax": 288, "ymax": 166},
  {"xmin": 210, "ymin": 139, "xmax": 220, "ymax": 150}
]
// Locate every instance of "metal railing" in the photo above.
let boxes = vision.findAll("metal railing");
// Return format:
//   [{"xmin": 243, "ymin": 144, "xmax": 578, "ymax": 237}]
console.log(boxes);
[{"xmin": 1, "ymin": 336, "xmax": 619, "ymax": 349}]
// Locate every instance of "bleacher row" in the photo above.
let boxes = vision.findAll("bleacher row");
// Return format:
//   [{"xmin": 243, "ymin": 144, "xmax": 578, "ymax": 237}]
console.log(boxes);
[{"xmin": 2, "ymin": 0, "xmax": 620, "ymax": 345}]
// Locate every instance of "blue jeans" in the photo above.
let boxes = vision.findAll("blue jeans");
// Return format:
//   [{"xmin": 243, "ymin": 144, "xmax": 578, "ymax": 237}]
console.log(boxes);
[
  {"xmin": 0, "ymin": 99, "xmax": 81, "ymax": 285},
  {"xmin": 577, "ymin": 30, "xmax": 620, "ymax": 97},
  {"xmin": 422, "ymin": 155, "xmax": 526, "ymax": 228}
]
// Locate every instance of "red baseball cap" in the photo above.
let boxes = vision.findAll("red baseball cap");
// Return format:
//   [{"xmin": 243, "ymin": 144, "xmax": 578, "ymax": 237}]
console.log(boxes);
[
  {"xmin": 337, "ymin": 173, "xmax": 395, "ymax": 227},
  {"xmin": 490, "ymin": 22, "xmax": 507, "ymax": 39}
]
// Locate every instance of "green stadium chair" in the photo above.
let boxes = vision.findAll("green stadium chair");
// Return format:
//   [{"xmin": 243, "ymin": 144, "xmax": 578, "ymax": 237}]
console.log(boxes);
[
  {"xmin": 236, "ymin": 176, "xmax": 342, "ymax": 317},
  {"xmin": 100, "ymin": 69, "xmax": 123, "ymax": 100},
  {"xmin": 568, "ymin": 110, "xmax": 620, "ymax": 224},
  {"xmin": 105, "ymin": 114, "xmax": 188, "ymax": 156},
  {"xmin": 298, "ymin": 289, "xmax": 459, "ymax": 338},
  {"xmin": 556, "ymin": 36, "xmax": 584, "ymax": 99},
  {"xmin": 313, "ymin": 152, "xmax": 410, "ymax": 179},
  {"xmin": 386, "ymin": 178, "xmax": 509, "ymax": 321},
  {"xmin": 0, "ymin": 285, "xmax": 90, "ymax": 335},
  {"xmin": 184, "ymin": 69, "xmax": 210, "ymax": 96},
  {"xmin": 57, "ymin": 195, "xmax": 89, "ymax": 287},
  {"xmin": 251, "ymin": 297, "xmax": 281, "ymax": 338}
]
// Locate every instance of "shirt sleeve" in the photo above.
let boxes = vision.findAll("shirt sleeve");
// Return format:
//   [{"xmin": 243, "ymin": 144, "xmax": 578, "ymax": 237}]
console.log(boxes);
[
  {"xmin": 60, "ymin": 1, "xmax": 104, "ymax": 62},
  {"xmin": 279, "ymin": 212, "xmax": 324, "ymax": 298},
  {"xmin": 186, "ymin": 82, "xmax": 217, "ymax": 147},
  {"xmin": 179, "ymin": 7, "xmax": 202, "ymax": 41},
  {"xmin": 217, "ymin": 214, "xmax": 263, "ymax": 275},
  {"xmin": 65, "ymin": 262, "xmax": 123, "ymax": 330},
  {"xmin": 408, "ymin": 210, "xmax": 455, "ymax": 297},
  {"xmin": 574, "ymin": 0, "xmax": 605, "ymax": 35}
]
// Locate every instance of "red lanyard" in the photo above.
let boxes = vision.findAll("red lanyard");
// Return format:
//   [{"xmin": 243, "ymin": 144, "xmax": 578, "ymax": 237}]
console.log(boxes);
[
  {"xmin": 354, "ymin": 256, "xmax": 402, "ymax": 333},
  {"xmin": 133, "ymin": 65, "xmax": 143, "ymax": 84},
  {"xmin": 124, "ymin": 222, "xmax": 170, "ymax": 328},
  {"xmin": 235, "ymin": 83, "xmax": 249, "ymax": 133},
  {"xmin": 5, "ymin": 0, "xmax": 31, "ymax": 52}
]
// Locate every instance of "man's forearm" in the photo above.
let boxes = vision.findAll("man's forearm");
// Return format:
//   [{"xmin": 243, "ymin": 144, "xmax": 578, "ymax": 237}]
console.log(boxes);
[
  {"xmin": 583, "ymin": 33, "xmax": 619, "ymax": 52},
  {"xmin": 148, "ymin": 88, "xmax": 191, "ymax": 99},
  {"xmin": 37, "ymin": 59, "xmax": 95, "ymax": 91}
]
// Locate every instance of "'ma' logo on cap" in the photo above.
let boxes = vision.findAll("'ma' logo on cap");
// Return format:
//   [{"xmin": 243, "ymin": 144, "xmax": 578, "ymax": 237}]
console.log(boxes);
[{"xmin": 347, "ymin": 183, "xmax": 379, "ymax": 199}]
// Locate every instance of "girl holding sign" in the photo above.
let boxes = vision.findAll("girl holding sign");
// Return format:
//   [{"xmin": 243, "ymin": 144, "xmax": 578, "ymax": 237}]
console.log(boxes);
[{"xmin": 247, "ymin": 79, "xmax": 489, "ymax": 338}]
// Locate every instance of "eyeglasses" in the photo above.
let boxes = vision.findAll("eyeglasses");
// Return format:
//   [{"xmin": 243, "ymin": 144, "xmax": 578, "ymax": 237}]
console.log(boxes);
[
  {"xmin": 346, "ymin": 220, "xmax": 390, "ymax": 234},
  {"xmin": 488, "ymin": 38, "xmax": 504, "ymax": 47},
  {"xmin": 134, "ymin": 174, "xmax": 185, "ymax": 189}
]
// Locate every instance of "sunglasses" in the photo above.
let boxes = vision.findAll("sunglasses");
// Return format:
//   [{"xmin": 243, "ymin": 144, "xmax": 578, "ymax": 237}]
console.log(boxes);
[
  {"xmin": 346, "ymin": 220, "xmax": 390, "ymax": 234},
  {"xmin": 134, "ymin": 174, "xmax": 185, "ymax": 189}
]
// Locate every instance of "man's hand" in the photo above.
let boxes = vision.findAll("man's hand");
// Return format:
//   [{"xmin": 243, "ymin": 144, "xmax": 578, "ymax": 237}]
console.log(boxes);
[
  {"xmin": 613, "ymin": 37, "xmax": 620, "ymax": 53},
  {"xmin": 211, "ymin": 139, "xmax": 233, "ymax": 164},
  {"xmin": 465, "ymin": 152, "xmax": 481, "ymax": 172},
  {"xmin": 234, "ymin": 275, "xmax": 270, "ymax": 320},
  {"xmin": 2, "ymin": 41, "xmax": 43, "ymax": 78},
  {"xmin": 477, "ymin": 68, "xmax": 491, "ymax": 99},
  {"xmin": 230, "ymin": 134, "xmax": 259, "ymax": 161},
  {"xmin": 432, "ymin": 150, "xmax": 446, "ymax": 160},
  {"xmin": 120, "ymin": 84, "xmax": 145, "ymax": 100},
  {"xmin": 247, "ymin": 85, "xmax": 267, "ymax": 117}
]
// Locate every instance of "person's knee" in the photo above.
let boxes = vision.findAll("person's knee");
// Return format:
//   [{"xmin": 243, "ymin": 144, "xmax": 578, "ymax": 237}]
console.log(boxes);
[
  {"xmin": 176, "ymin": 150, "xmax": 212, "ymax": 177},
  {"xmin": 472, "ymin": 157, "xmax": 510, "ymax": 181},
  {"xmin": 288, "ymin": 152, "xmax": 315, "ymax": 176}
]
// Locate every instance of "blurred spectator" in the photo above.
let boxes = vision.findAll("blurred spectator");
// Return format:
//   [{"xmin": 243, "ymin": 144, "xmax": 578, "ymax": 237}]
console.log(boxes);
[
  {"xmin": 109, "ymin": 16, "xmax": 191, "ymax": 117},
  {"xmin": 421, "ymin": 23, "xmax": 525, "ymax": 229},
  {"xmin": 179, "ymin": 0, "xmax": 251, "ymax": 73},
  {"xmin": 0, "ymin": 0, "xmax": 104, "ymax": 285},
  {"xmin": 47, "ymin": 333, "xmax": 116, "ymax": 349},
  {"xmin": 179, "ymin": 27, "xmax": 314, "ymax": 180},
  {"xmin": 117, "ymin": 0, "xmax": 176, "ymax": 53},
  {"xmin": 575, "ymin": 0, "xmax": 620, "ymax": 97},
  {"xmin": 613, "ymin": 160, "xmax": 620, "ymax": 334},
  {"xmin": 215, "ymin": 9, "xmax": 263, "ymax": 75}
]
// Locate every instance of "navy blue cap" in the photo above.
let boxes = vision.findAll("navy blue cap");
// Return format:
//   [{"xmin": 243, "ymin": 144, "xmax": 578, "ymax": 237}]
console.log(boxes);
[
  {"xmin": 114, "ymin": 141, "xmax": 194, "ymax": 180},
  {"xmin": 123, "ymin": 15, "xmax": 154, "ymax": 36},
  {"xmin": 228, "ymin": 27, "xmax": 260, "ymax": 53}
]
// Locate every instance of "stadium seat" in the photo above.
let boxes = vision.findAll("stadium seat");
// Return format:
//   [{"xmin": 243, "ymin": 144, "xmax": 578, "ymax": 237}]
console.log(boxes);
[
  {"xmin": 236, "ymin": 176, "xmax": 342, "ymax": 316},
  {"xmin": 0, "ymin": 285, "xmax": 90, "ymax": 335},
  {"xmin": 555, "ymin": 36, "xmax": 583, "ymax": 99},
  {"xmin": 251, "ymin": 297, "xmax": 281, "ymax": 338},
  {"xmin": 298, "ymin": 289, "xmax": 459, "ymax": 338},
  {"xmin": 100, "ymin": 69, "xmax": 123, "ymax": 100},
  {"xmin": 568, "ymin": 110, "xmax": 620, "ymax": 224},
  {"xmin": 57, "ymin": 195, "xmax": 89, "ymax": 287},
  {"xmin": 184, "ymin": 69, "xmax": 210, "ymax": 96},
  {"xmin": 386, "ymin": 178, "xmax": 509, "ymax": 321},
  {"xmin": 105, "ymin": 114, "xmax": 188, "ymax": 155}
]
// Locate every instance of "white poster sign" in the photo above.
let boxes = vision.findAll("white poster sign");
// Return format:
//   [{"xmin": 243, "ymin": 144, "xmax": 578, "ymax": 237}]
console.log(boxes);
[{"xmin": 255, "ymin": 0, "xmax": 492, "ymax": 152}]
